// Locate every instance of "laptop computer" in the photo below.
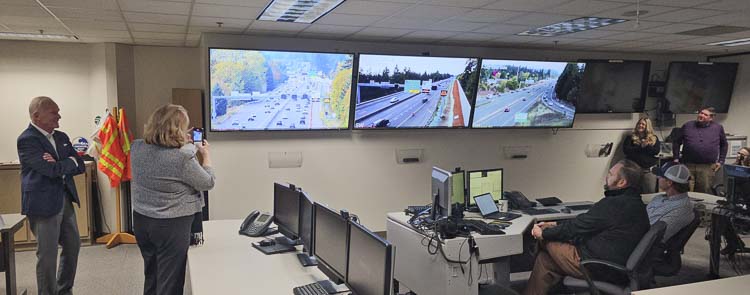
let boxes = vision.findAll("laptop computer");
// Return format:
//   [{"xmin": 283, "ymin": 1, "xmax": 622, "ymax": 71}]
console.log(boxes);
[{"xmin": 474, "ymin": 193, "xmax": 521, "ymax": 221}]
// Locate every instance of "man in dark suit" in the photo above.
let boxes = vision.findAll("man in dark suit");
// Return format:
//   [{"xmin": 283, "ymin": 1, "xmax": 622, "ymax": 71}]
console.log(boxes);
[{"xmin": 17, "ymin": 96, "xmax": 85, "ymax": 295}]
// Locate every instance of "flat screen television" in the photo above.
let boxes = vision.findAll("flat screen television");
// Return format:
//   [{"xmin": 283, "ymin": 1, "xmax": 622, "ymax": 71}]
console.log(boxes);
[
  {"xmin": 664, "ymin": 61, "xmax": 738, "ymax": 114},
  {"xmin": 472, "ymin": 59, "xmax": 584, "ymax": 128},
  {"xmin": 208, "ymin": 48, "xmax": 354, "ymax": 131},
  {"xmin": 353, "ymin": 54, "xmax": 479, "ymax": 129},
  {"xmin": 577, "ymin": 60, "xmax": 650, "ymax": 113}
]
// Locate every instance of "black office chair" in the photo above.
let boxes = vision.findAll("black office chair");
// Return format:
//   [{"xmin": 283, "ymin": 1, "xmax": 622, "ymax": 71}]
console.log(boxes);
[
  {"xmin": 652, "ymin": 210, "xmax": 701, "ymax": 277},
  {"xmin": 562, "ymin": 221, "xmax": 667, "ymax": 295}
]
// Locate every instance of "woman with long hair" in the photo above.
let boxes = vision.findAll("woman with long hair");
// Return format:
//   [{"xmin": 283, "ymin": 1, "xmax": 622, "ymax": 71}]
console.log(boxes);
[
  {"xmin": 131, "ymin": 104, "xmax": 215, "ymax": 294},
  {"xmin": 623, "ymin": 117, "xmax": 661, "ymax": 193}
]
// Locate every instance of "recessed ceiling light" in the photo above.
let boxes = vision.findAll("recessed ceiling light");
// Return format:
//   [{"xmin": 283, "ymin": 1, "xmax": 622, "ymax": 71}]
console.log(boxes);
[
  {"xmin": 706, "ymin": 38, "xmax": 750, "ymax": 47},
  {"xmin": 516, "ymin": 17, "xmax": 628, "ymax": 37},
  {"xmin": 257, "ymin": 0, "xmax": 346, "ymax": 24},
  {"xmin": 0, "ymin": 31, "xmax": 78, "ymax": 40}
]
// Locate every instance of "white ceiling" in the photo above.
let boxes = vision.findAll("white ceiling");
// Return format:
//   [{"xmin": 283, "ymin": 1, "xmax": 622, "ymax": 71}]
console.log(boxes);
[{"xmin": 0, "ymin": 0, "xmax": 749, "ymax": 55}]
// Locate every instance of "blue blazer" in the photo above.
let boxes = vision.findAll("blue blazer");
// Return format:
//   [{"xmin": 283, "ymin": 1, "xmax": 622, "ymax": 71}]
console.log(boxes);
[{"xmin": 17, "ymin": 124, "xmax": 85, "ymax": 217}]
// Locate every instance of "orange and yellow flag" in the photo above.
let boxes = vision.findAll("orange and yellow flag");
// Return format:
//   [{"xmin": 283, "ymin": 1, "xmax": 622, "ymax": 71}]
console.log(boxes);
[
  {"xmin": 118, "ymin": 108, "xmax": 133, "ymax": 181},
  {"xmin": 97, "ymin": 114, "xmax": 126, "ymax": 187}
]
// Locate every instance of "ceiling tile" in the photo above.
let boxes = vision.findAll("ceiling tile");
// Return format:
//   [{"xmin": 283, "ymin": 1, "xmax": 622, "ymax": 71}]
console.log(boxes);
[
  {"xmin": 49, "ymin": 8, "xmax": 123, "ymax": 22},
  {"xmin": 423, "ymin": 0, "xmax": 496, "ymax": 8},
  {"xmin": 473, "ymin": 23, "xmax": 531, "ymax": 34},
  {"xmin": 441, "ymin": 32, "xmax": 497, "ymax": 42},
  {"xmin": 450, "ymin": 9, "xmax": 525, "ymax": 23},
  {"xmin": 674, "ymin": 35, "xmax": 738, "ymax": 44},
  {"xmin": 638, "ymin": 34, "xmax": 700, "ymax": 42},
  {"xmin": 195, "ymin": 0, "xmax": 269, "ymax": 7},
  {"xmin": 395, "ymin": 4, "xmax": 471, "ymax": 19},
  {"xmin": 541, "ymin": 0, "xmax": 631, "ymax": 16},
  {"xmin": 592, "ymin": 4, "xmax": 681, "ymax": 19},
  {"xmin": 597, "ymin": 20, "xmax": 670, "ymax": 31},
  {"xmin": 350, "ymin": 27, "xmax": 413, "ymax": 38},
  {"xmin": 600, "ymin": 31, "xmax": 661, "ymax": 41},
  {"xmin": 528, "ymin": 37, "xmax": 586, "ymax": 45},
  {"xmin": 601, "ymin": 40, "xmax": 657, "ymax": 49},
  {"xmin": 333, "ymin": 1, "xmax": 413, "ymax": 16},
  {"xmin": 0, "ymin": 16, "xmax": 60, "ymax": 27},
  {"xmin": 696, "ymin": 0, "xmax": 750, "ymax": 11},
  {"xmin": 490, "ymin": 35, "xmax": 545, "ymax": 44},
  {"xmin": 643, "ymin": 0, "xmax": 719, "ymax": 7},
  {"xmin": 130, "ymin": 23, "xmax": 186, "ymax": 33},
  {"xmin": 644, "ymin": 8, "xmax": 727, "ymax": 22},
  {"xmin": 189, "ymin": 16, "xmax": 252, "ymax": 28},
  {"xmin": 641, "ymin": 23, "xmax": 711, "ymax": 34},
  {"xmin": 248, "ymin": 20, "xmax": 309, "ymax": 32},
  {"xmin": 134, "ymin": 38, "xmax": 186, "ymax": 46},
  {"xmin": 372, "ymin": 17, "xmax": 440, "ymax": 30},
  {"xmin": 132, "ymin": 31, "xmax": 186, "ymax": 41},
  {"xmin": 504, "ymin": 13, "xmax": 577, "ymax": 26},
  {"xmin": 688, "ymin": 12, "xmax": 750, "ymax": 27},
  {"xmin": 124, "ymin": 12, "xmax": 188, "ymax": 25},
  {"xmin": 41, "ymin": 0, "xmax": 118, "ymax": 10},
  {"xmin": 302, "ymin": 24, "xmax": 364, "ymax": 35},
  {"xmin": 188, "ymin": 25, "xmax": 244, "ymax": 34},
  {"xmin": 78, "ymin": 36, "xmax": 132, "ymax": 43},
  {"xmin": 482, "ymin": 0, "xmax": 575, "ymax": 12},
  {"xmin": 63, "ymin": 19, "xmax": 128, "ymax": 31},
  {"xmin": 9, "ymin": 25, "xmax": 68, "ymax": 34},
  {"xmin": 0, "ymin": 5, "xmax": 49, "ymax": 18},
  {"xmin": 76, "ymin": 29, "xmax": 132, "ymax": 38},
  {"xmin": 120, "ymin": 0, "xmax": 191, "ymax": 15},
  {"xmin": 569, "ymin": 38, "xmax": 618, "ymax": 47},
  {"xmin": 433, "ymin": 21, "xmax": 488, "ymax": 32},
  {"xmin": 316, "ymin": 13, "xmax": 384, "ymax": 27},
  {"xmin": 393, "ymin": 30, "xmax": 458, "ymax": 42},
  {"xmin": 246, "ymin": 30, "xmax": 299, "ymax": 37},
  {"xmin": 191, "ymin": 3, "xmax": 262, "ymax": 19},
  {"xmin": 565, "ymin": 29, "xmax": 625, "ymax": 39}
]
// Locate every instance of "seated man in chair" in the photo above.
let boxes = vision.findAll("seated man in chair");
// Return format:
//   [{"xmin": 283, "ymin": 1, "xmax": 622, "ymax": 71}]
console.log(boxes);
[
  {"xmin": 524, "ymin": 159, "xmax": 650, "ymax": 295},
  {"xmin": 647, "ymin": 162, "xmax": 695, "ymax": 242}
]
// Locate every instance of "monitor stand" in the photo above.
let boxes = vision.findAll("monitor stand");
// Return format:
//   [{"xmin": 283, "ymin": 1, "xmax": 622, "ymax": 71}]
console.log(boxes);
[
  {"xmin": 297, "ymin": 253, "xmax": 318, "ymax": 267},
  {"xmin": 317, "ymin": 280, "xmax": 349, "ymax": 294}
]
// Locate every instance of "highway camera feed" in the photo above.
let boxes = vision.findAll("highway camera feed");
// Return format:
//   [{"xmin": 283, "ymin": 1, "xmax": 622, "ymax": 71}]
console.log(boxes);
[
  {"xmin": 209, "ymin": 49, "xmax": 353, "ymax": 131},
  {"xmin": 354, "ymin": 54, "xmax": 478, "ymax": 129},
  {"xmin": 473, "ymin": 60, "xmax": 584, "ymax": 128}
]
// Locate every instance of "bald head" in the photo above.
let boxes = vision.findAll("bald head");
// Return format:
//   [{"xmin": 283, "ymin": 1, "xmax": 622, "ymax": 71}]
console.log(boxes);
[{"xmin": 28, "ymin": 96, "xmax": 61, "ymax": 133}]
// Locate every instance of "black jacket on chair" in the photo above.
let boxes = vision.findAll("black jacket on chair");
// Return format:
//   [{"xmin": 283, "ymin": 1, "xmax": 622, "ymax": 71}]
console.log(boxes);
[{"xmin": 543, "ymin": 187, "xmax": 651, "ymax": 281}]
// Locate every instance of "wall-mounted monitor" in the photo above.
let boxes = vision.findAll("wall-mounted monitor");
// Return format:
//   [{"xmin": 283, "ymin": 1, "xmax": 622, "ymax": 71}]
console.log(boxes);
[
  {"xmin": 664, "ymin": 61, "xmax": 738, "ymax": 114},
  {"xmin": 472, "ymin": 59, "xmax": 584, "ymax": 128},
  {"xmin": 353, "ymin": 54, "xmax": 479, "ymax": 129},
  {"xmin": 577, "ymin": 60, "xmax": 650, "ymax": 113},
  {"xmin": 208, "ymin": 48, "xmax": 354, "ymax": 131}
]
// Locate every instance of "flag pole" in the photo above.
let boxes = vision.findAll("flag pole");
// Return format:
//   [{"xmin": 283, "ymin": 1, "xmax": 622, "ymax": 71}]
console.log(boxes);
[{"xmin": 95, "ymin": 106, "xmax": 136, "ymax": 249}]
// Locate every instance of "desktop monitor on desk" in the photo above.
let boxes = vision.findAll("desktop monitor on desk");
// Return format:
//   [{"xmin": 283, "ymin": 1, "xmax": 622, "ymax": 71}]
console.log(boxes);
[
  {"xmin": 346, "ymin": 221, "xmax": 394, "ymax": 295},
  {"xmin": 451, "ymin": 170, "xmax": 466, "ymax": 206},
  {"xmin": 313, "ymin": 202, "xmax": 349, "ymax": 286},
  {"xmin": 273, "ymin": 182, "xmax": 301, "ymax": 244},
  {"xmin": 724, "ymin": 164, "xmax": 750, "ymax": 209},
  {"xmin": 467, "ymin": 168, "xmax": 504, "ymax": 206},
  {"xmin": 297, "ymin": 191, "xmax": 317, "ymax": 266},
  {"xmin": 431, "ymin": 167, "xmax": 453, "ymax": 220}
]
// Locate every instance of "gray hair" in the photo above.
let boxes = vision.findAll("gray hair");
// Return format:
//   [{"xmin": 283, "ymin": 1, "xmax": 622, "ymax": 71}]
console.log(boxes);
[{"xmin": 28, "ymin": 96, "xmax": 56, "ymax": 119}]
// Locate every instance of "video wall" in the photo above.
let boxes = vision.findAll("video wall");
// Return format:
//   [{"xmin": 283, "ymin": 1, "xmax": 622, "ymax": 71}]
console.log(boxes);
[{"xmin": 207, "ymin": 48, "xmax": 740, "ymax": 131}]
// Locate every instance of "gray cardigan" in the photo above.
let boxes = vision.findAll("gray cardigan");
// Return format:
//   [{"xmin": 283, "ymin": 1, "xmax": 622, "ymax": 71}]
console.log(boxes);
[{"xmin": 131, "ymin": 139, "xmax": 215, "ymax": 219}]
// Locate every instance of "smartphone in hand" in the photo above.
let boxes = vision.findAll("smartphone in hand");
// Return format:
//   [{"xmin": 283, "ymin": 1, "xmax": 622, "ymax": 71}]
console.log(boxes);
[{"xmin": 192, "ymin": 128, "xmax": 204, "ymax": 145}]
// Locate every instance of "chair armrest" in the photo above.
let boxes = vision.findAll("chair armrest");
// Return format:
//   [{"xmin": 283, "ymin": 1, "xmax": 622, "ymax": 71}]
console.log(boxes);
[{"xmin": 580, "ymin": 259, "xmax": 627, "ymax": 273}]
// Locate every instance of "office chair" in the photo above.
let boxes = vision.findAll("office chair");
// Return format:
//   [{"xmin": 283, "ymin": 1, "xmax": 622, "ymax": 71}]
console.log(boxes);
[
  {"xmin": 652, "ymin": 210, "xmax": 701, "ymax": 277},
  {"xmin": 562, "ymin": 221, "xmax": 666, "ymax": 295}
]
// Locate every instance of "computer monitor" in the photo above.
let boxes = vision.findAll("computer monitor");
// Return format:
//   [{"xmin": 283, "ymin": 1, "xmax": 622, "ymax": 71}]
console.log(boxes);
[
  {"xmin": 724, "ymin": 164, "xmax": 750, "ymax": 208},
  {"xmin": 431, "ymin": 167, "xmax": 453, "ymax": 220},
  {"xmin": 312, "ymin": 202, "xmax": 349, "ymax": 285},
  {"xmin": 467, "ymin": 169, "xmax": 504, "ymax": 205},
  {"xmin": 451, "ymin": 170, "xmax": 466, "ymax": 206},
  {"xmin": 297, "ymin": 191, "xmax": 317, "ymax": 266},
  {"xmin": 346, "ymin": 221, "xmax": 394, "ymax": 295},
  {"xmin": 273, "ymin": 182, "xmax": 301, "ymax": 243}
]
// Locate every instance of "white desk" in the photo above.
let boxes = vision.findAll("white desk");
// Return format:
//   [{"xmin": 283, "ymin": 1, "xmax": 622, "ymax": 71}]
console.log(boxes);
[
  {"xmin": 386, "ymin": 212, "xmax": 534, "ymax": 295},
  {"xmin": 631, "ymin": 274, "xmax": 750, "ymax": 295},
  {"xmin": 1, "ymin": 214, "xmax": 26, "ymax": 295},
  {"xmin": 187, "ymin": 219, "xmax": 328, "ymax": 294},
  {"xmin": 518, "ymin": 201, "xmax": 596, "ymax": 222}
]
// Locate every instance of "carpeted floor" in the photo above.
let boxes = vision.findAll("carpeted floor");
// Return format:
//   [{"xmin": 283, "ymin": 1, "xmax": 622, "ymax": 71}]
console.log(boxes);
[{"xmin": 1, "ymin": 229, "xmax": 748, "ymax": 294}]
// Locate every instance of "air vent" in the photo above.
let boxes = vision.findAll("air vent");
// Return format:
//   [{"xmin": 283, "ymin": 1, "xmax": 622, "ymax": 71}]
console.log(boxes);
[{"xmin": 677, "ymin": 26, "xmax": 750, "ymax": 36}]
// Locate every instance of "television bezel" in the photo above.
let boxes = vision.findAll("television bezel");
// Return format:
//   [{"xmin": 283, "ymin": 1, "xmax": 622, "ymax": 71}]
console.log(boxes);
[
  {"xmin": 345, "ymin": 220, "xmax": 394, "ymax": 295},
  {"xmin": 312, "ymin": 202, "xmax": 349, "ymax": 283},
  {"xmin": 663, "ymin": 61, "xmax": 739, "ymax": 114}
]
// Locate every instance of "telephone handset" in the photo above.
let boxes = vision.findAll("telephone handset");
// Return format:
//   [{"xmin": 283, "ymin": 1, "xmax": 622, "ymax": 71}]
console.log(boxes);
[
  {"xmin": 504, "ymin": 191, "xmax": 536, "ymax": 210},
  {"xmin": 239, "ymin": 210, "xmax": 274, "ymax": 237}
]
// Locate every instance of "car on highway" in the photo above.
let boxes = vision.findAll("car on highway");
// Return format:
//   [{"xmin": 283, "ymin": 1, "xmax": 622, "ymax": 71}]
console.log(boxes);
[
  {"xmin": 247, "ymin": 117, "xmax": 254, "ymax": 121},
  {"xmin": 373, "ymin": 119, "xmax": 390, "ymax": 127},
  {"xmin": 522, "ymin": 98, "xmax": 526, "ymax": 101},
  {"xmin": 289, "ymin": 124, "xmax": 296, "ymax": 129},
  {"xmin": 299, "ymin": 119, "xmax": 306, "ymax": 124},
  {"xmin": 276, "ymin": 121, "xmax": 282, "ymax": 126},
  {"xmin": 422, "ymin": 97, "xmax": 428, "ymax": 103},
  {"xmin": 440, "ymin": 90, "xmax": 448, "ymax": 96},
  {"xmin": 504, "ymin": 107, "xmax": 510, "ymax": 112},
  {"xmin": 389, "ymin": 97, "xmax": 399, "ymax": 103},
  {"xmin": 231, "ymin": 121, "xmax": 239, "ymax": 126}
]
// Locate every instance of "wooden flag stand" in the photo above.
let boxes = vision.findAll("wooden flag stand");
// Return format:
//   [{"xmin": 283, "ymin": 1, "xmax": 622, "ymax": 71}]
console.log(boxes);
[{"xmin": 95, "ymin": 107, "xmax": 136, "ymax": 249}]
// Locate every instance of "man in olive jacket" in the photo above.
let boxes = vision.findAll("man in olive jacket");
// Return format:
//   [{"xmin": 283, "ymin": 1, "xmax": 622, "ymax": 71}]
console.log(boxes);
[{"xmin": 523, "ymin": 159, "xmax": 650, "ymax": 295}]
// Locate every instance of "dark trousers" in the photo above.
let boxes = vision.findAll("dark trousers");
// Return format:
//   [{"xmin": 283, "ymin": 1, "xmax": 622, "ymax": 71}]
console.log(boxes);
[
  {"xmin": 133, "ymin": 211, "xmax": 193, "ymax": 295},
  {"xmin": 28, "ymin": 198, "xmax": 80, "ymax": 295}
]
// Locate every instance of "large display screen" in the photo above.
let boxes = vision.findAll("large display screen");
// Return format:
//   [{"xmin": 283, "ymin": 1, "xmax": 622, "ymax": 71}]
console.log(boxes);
[
  {"xmin": 577, "ymin": 60, "xmax": 650, "ymax": 113},
  {"xmin": 472, "ymin": 60, "xmax": 584, "ymax": 128},
  {"xmin": 664, "ymin": 62, "xmax": 738, "ymax": 114},
  {"xmin": 353, "ymin": 54, "xmax": 478, "ymax": 129},
  {"xmin": 209, "ymin": 48, "xmax": 354, "ymax": 131}
]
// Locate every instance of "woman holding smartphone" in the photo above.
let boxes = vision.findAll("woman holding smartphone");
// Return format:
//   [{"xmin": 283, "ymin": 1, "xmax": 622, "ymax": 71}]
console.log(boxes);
[{"xmin": 131, "ymin": 104, "xmax": 215, "ymax": 294}]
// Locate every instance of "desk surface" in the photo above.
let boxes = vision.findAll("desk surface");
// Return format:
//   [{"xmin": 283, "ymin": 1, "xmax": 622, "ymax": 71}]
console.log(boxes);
[
  {"xmin": 187, "ymin": 219, "xmax": 328, "ymax": 294},
  {"xmin": 517, "ymin": 201, "xmax": 595, "ymax": 221},
  {"xmin": 631, "ymin": 275, "xmax": 750, "ymax": 295},
  {"xmin": 0, "ymin": 214, "xmax": 25, "ymax": 232}
]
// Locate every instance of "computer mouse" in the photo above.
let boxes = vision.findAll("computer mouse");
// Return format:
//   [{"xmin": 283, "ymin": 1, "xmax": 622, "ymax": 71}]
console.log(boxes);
[
  {"xmin": 259, "ymin": 239, "xmax": 276, "ymax": 247},
  {"xmin": 561, "ymin": 207, "xmax": 572, "ymax": 214}
]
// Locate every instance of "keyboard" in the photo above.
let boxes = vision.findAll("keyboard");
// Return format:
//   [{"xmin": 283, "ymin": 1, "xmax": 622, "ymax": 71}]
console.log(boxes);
[
  {"xmin": 520, "ymin": 208, "xmax": 559, "ymax": 215},
  {"xmin": 406, "ymin": 205, "xmax": 431, "ymax": 214},
  {"xmin": 293, "ymin": 283, "xmax": 329, "ymax": 295},
  {"xmin": 485, "ymin": 211, "xmax": 522, "ymax": 221},
  {"xmin": 566, "ymin": 204, "xmax": 594, "ymax": 211},
  {"xmin": 459, "ymin": 219, "xmax": 506, "ymax": 235}
]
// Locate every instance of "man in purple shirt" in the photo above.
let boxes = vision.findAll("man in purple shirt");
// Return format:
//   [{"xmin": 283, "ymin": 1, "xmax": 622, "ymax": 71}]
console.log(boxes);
[{"xmin": 672, "ymin": 107, "xmax": 728, "ymax": 193}]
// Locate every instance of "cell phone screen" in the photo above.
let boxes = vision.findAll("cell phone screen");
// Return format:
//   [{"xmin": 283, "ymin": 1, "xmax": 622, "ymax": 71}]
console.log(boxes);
[{"xmin": 192, "ymin": 128, "xmax": 203, "ymax": 143}]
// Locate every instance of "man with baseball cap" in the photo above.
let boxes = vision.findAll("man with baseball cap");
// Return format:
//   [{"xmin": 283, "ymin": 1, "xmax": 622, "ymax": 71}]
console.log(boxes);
[{"xmin": 647, "ymin": 162, "xmax": 695, "ymax": 242}]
